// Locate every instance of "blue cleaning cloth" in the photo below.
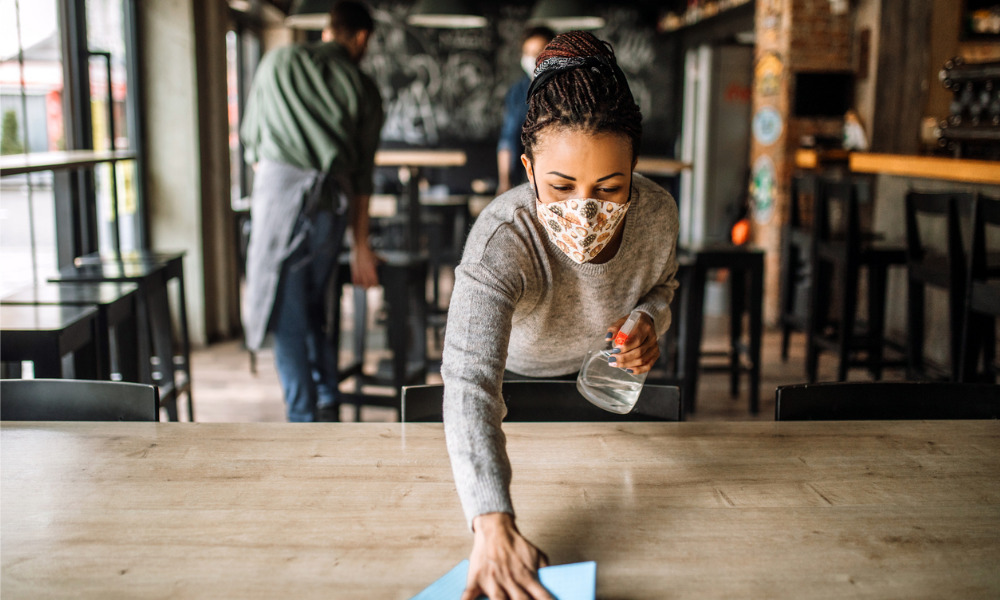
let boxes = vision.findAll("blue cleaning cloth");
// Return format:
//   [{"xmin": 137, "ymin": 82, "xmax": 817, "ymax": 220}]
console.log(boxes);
[{"xmin": 411, "ymin": 559, "xmax": 596, "ymax": 600}]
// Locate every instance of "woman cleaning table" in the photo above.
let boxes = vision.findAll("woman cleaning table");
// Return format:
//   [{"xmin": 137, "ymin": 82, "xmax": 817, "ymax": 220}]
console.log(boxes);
[{"xmin": 441, "ymin": 31, "xmax": 680, "ymax": 600}]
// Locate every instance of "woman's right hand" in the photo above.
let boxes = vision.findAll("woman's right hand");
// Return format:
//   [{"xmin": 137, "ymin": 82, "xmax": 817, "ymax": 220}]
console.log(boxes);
[{"xmin": 463, "ymin": 513, "xmax": 554, "ymax": 600}]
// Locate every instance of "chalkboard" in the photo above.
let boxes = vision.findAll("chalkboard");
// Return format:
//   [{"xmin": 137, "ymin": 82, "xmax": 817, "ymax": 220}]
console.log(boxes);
[{"xmin": 361, "ymin": 0, "xmax": 677, "ymax": 164}]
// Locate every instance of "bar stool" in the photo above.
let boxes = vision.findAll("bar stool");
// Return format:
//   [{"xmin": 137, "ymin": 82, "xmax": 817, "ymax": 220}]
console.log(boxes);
[
  {"xmin": 49, "ymin": 251, "xmax": 193, "ymax": 421},
  {"xmin": 1, "ymin": 304, "xmax": 100, "ymax": 379},
  {"xmin": 1, "ymin": 282, "xmax": 147, "ymax": 383},
  {"xmin": 779, "ymin": 173, "xmax": 816, "ymax": 361},
  {"xmin": 806, "ymin": 177, "xmax": 906, "ymax": 382},
  {"xmin": 960, "ymin": 194, "xmax": 1000, "ymax": 383},
  {"xmin": 673, "ymin": 243, "xmax": 764, "ymax": 415},
  {"xmin": 904, "ymin": 191, "xmax": 976, "ymax": 381},
  {"xmin": 332, "ymin": 250, "xmax": 429, "ymax": 420}
]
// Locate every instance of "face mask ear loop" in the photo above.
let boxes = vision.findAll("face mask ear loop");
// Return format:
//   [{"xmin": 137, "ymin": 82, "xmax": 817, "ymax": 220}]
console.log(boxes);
[{"xmin": 530, "ymin": 163, "xmax": 540, "ymax": 200}]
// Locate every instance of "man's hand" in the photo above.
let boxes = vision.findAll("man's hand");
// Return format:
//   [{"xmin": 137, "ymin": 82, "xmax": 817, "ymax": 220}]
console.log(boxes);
[
  {"xmin": 606, "ymin": 312, "xmax": 659, "ymax": 374},
  {"xmin": 350, "ymin": 243, "xmax": 379, "ymax": 289},
  {"xmin": 463, "ymin": 513, "xmax": 554, "ymax": 600}
]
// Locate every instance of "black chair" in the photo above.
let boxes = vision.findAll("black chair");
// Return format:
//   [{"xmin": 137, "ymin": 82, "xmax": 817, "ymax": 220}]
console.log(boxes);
[
  {"xmin": 401, "ymin": 380, "xmax": 682, "ymax": 422},
  {"xmin": 774, "ymin": 381, "xmax": 1000, "ymax": 421},
  {"xmin": 960, "ymin": 195, "xmax": 1000, "ymax": 383},
  {"xmin": 806, "ymin": 177, "xmax": 906, "ymax": 382},
  {"xmin": 779, "ymin": 173, "xmax": 816, "ymax": 361},
  {"xmin": 904, "ymin": 191, "xmax": 976, "ymax": 381},
  {"xmin": 0, "ymin": 379, "xmax": 159, "ymax": 422}
]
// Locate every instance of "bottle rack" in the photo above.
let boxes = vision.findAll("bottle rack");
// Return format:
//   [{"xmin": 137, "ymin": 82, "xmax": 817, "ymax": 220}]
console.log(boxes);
[{"xmin": 937, "ymin": 57, "xmax": 1000, "ymax": 159}]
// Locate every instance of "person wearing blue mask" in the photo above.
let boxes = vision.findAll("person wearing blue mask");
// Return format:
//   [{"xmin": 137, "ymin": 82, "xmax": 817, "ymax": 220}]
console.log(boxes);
[{"xmin": 496, "ymin": 26, "xmax": 555, "ymax": 195}]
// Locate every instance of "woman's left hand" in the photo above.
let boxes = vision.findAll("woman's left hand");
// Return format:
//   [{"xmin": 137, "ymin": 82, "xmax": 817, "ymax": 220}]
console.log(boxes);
[{"xmin": 606, "ymin": 312, "xmax": 659, "ymax": 375}]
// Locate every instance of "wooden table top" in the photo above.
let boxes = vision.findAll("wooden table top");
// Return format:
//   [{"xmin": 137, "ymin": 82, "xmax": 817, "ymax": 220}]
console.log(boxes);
[
  {"xmin": 849, "ymin": 152, "xmax": 1000, "ymax": 185},
  {"xmin": 634, "ymin": 156, "xmax": 692, "ymax": 176},
  {"xmin": 2, "ymin": 421, "xmax": 998, "ymax": 599},
  {"xmin": 0, "ymin": 149, "xmax": 137, "ymax": 176},
  {"xmin": 374, "ymin": 149, "xmax": 467, "ymax": 168}
]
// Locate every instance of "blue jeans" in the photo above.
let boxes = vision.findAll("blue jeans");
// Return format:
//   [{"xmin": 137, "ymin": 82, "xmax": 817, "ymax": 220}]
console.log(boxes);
[{"xmin": 271, "ymin": 210, "xmax": 345, "ymax": 422}]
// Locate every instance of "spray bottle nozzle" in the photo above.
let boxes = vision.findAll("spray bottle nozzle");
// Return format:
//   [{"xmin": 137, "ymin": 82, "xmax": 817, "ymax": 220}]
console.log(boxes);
[{"xmin": 613, "ymin": 310, "xmax": 643, "ymax": 347}]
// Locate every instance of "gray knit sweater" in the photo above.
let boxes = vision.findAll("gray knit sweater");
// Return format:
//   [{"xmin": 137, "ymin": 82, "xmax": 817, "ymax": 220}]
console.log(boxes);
[{"xmin": 441, "ymin": 174, "xmax": 680, "ymax": 527}]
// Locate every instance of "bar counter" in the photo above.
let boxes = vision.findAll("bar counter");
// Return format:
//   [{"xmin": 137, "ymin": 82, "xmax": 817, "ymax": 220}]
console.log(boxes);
[
  {"xmin": 850, "ymin": 152, "xmax": 1000, "ymax": 185},
  {"xmin": 3, "ymin": 421, "xmax": 999, "ymax": 598}
]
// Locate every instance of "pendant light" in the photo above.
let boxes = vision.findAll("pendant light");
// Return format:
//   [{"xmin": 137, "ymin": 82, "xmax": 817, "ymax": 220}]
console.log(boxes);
[
  {"xmin": 407, "ymin": 0, "xmax": 487, "ymax": 29},
  {"xmin": 285, "ymin": 0, "xmax": 333, "ymax": 30},
  {"xmin": 528, "ymin": 0, "xmax": 604, "ymax": 31}
]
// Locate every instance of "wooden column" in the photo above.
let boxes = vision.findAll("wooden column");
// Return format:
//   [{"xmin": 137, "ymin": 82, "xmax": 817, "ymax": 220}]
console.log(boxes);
[{"xmin": 749, "ymin": 0, "xmax": 852, "ymax": 325}]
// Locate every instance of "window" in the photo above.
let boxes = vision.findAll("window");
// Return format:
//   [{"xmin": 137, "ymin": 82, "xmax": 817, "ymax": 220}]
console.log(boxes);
[
  {"xmin": 0, "ymin": 0, "xmax": 66, "ymax": 294},
  {"xmin": 0, "ymin": 0, "xmax": 143, "ymax": 295},
  {"xmin": 87, "ymin": 0, "xmax": 139, "ymax": 255},
  {"xmin": 226, "ymin": 21, "xmax": 260, "ymax": 204}
]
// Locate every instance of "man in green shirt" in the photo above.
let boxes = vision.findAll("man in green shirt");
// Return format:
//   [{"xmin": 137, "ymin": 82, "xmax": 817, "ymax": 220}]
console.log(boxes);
[{"xmin": 240, "ymin": 1, "xmax": 383, "ymax": 422}]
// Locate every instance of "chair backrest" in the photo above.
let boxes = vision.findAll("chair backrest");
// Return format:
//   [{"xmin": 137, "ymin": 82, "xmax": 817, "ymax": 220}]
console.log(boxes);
[
  {"xmin": 774, "ymin": 381, "xmax": 1000, "ymax": 421},
  {"xmin": 402, "ymin": 380, "xmax": 682, "ymax": 422},
  {"xmin": 968, "ymin": 194, "xmax": 1000, "ymax": 284},
  {"xmin": 904, "ymin": 190, "xmax": 975, "ymax": 278},
  {"xmin": 814, "ymin": 177, "xmax": 863, "ymax": 249},
  {"xmin": 0, "ymin": 379, "xmax": 159, "ymax": 421}
]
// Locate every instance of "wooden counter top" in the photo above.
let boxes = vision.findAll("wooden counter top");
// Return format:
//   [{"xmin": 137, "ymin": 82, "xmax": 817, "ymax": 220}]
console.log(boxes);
[
  {"xmin": 850, "ymin": 152, "xmax": 1000, "ymax": 185},
  {"xmin": 0, "ymin": 150, "xmax": 137, "ymax": 176},
  {"xmin": 3, "ymin": 420, "xmax": 999, "ymax": 598}
]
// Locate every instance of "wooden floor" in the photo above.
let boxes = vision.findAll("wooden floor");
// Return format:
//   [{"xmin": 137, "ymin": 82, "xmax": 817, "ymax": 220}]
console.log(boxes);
[{"xmin": 189, "ymin": 284, "xmax": 908, "ymax": 423}]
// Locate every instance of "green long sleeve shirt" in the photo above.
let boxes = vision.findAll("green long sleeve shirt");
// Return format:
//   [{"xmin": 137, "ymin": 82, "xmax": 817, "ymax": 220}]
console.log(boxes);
[{"xmin": 240, "ymin": 41, "xmax": 384, "ymax": 196}]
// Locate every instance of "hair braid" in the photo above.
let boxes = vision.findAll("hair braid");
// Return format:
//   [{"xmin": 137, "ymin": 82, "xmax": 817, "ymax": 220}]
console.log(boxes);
[{"xmin": 521, "ymin": 31, "xmax": 642, "ymax": 161}]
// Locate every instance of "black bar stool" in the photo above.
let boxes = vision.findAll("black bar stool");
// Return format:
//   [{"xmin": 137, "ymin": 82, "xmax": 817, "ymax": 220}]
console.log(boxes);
[
  {"xmin": 1, "ymin": 282, "xmax": 147, "ymax": 383},
  {"xmin": 904, "ymin": 191, "xmax": 976, "ymax": 381},
  {"xmin": 673, "ymin": 244, "xmax": 764, "ymax": 415},
  {"xmin": 48, "ymin": 251, "xmax": 193, "ymax": 421},
  {"xmin": 779, "ymin": 173, "xmax": 816, "ymax": 361},
  {"xmin": 331, "ymin": 250, "xmax": 429, "ymax": 420},
  {"xmin": 960, "ymin": 194, "xmax": 1000, "ymax": 383},
  {"xmin": 806, "ymin": 177, "xmax": 906, "ymax": 382},
  {"xmin": 1, "ymin": 304, "xmax": 100, "ymax": 379}
]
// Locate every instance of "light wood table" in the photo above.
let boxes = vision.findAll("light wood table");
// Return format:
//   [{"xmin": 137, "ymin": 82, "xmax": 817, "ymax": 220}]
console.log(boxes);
[{"xmin": 2, "ymin": 421, "xmax": 998, "ymax": 599}]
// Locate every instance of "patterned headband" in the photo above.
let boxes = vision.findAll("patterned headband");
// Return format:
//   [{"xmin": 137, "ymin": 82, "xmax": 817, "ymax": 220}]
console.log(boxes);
[{"xmin": 525, "ymin": 54, "xmax": 630, "ymax": 103}]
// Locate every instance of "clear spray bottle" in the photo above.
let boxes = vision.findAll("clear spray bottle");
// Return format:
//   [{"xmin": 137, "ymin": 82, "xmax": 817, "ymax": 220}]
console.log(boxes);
[{"xmin": 576, "ymin": 310, "xmax": 647, "ymax": 414}]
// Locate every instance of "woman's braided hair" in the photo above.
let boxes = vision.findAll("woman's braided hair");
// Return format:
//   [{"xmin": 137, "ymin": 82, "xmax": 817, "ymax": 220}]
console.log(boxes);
[{"xmin": 521, "ymin": 31, "xmax": 642, "ymax": 162}]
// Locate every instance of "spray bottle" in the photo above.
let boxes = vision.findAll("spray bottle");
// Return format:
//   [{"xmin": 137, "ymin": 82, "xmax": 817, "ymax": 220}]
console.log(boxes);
[{"xmin": 576, "ymin": 310, "xmax": 647, "ymax": 414}]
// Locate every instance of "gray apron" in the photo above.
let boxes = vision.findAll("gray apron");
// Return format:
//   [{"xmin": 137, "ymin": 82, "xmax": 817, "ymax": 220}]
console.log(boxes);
[{"xmin": 242, "ymin": 159, "xmax": 348, "ymax": 351}]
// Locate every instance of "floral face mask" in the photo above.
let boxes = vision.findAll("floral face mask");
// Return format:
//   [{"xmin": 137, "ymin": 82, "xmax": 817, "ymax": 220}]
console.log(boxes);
[{"xmin": 535, "ymin": 197, "xmax": 631, "ymax": 263}]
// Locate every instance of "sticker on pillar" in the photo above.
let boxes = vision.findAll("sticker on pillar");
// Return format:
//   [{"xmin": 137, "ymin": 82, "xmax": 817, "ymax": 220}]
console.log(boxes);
[
  {"xmin": 752, "ymin": 106, "xmax": 783, "ymax": 147},
  {"xmin": 750, "ymin": 155, "xmax": 776, "ymax": 225},
  {"xmin": 754, "ymin": 53, "xmax": 783, "ymax": 98}
]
